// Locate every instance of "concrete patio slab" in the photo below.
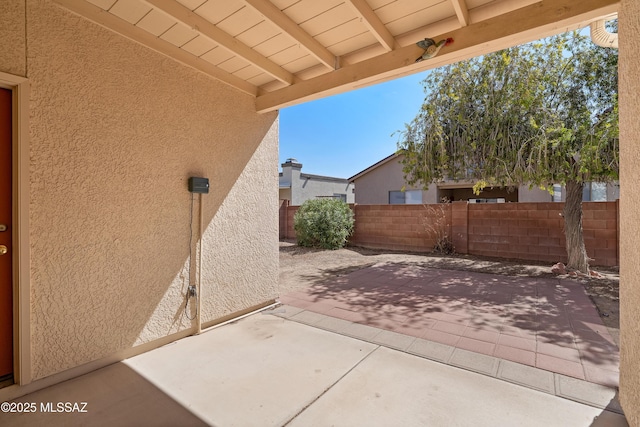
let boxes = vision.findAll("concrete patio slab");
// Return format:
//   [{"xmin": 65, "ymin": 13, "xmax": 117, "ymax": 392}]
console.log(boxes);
[
  {"xmin": 0, "ymin": 312, "xmax": 626, "ymax": 426},
  {"xmin": 407, "ymin": 338, "xmax": 455, "ymax": 362},
  {"xmin": 370, "ymin": 329, "xmax": 416, "ymax": 351},
  {"xmin": 449, "ymin": 348, "xmax": 500, "ymax": 376},
  {"xmin": 287, "ymin": 345, "xmax": 625, "ymax": 427},
  {"xmin": 275, "ymin": 305, "xmax": 624, "ymax": 414},
  {"xmin": 124, "ymin": 316, "xmax": 378, "ymax": 427},
  {"xmin": 498, "ymin": 360, "xmax": 556, "ymax": 393}
]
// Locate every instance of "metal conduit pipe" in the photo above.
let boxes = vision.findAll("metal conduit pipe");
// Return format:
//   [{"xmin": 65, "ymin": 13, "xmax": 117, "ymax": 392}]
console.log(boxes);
[{"xmin": 590, "ymin": 14, "xmax": 618, "ymax": 49}]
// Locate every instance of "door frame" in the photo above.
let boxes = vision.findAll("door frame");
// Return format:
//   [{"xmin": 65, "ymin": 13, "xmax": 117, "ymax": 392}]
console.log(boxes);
[{"xmin": 0, "ymin": 71, "xmax": 30, "ymax": 386}]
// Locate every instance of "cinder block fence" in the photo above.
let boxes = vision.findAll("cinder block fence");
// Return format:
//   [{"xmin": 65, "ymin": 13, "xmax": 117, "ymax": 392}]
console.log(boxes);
[{"xmin": 281, "ymin": 201, "xmax": 619, "ymax": 267}]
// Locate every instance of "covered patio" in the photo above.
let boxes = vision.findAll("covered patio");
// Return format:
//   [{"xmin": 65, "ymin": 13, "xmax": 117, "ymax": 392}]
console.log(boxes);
[{"xmin": 3, "ymin": 0, "xmax": 640, "ymax": 425}]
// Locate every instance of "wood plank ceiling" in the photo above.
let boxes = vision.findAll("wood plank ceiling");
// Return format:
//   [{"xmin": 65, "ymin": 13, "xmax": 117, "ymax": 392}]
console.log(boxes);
[{"xmin": 54, "ymin": 0, "xmax": 619, "ymax": 113}]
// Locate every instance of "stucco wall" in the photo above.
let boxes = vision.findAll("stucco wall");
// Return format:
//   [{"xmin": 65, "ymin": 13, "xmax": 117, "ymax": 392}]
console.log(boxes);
[
  {"xmin": 279, "ymin": 163, "xmax": 354, "ymax": 205},
  {"xmin": 353, "ymin": 156, "xmax": 437, "ymax": 204},
  {"xmin": 10, "ymin": 0, "xmax": 278, "ymax": 380},
  {"xmin": 0, "ymin": 0, "xmax": 26, "ymax": 76},
  {"xmin": 291, "ymin": 177, "xmax": 354, "ymax": 206},
  {"xmin": 619, "ymin": 0, "xmax": 640, "ymax": 422},
  {"xmin": 517, "ymin": 185, "xmax": 552, "ymax": 202},
  {"xmin": 200, "ymin": 120, "xmax": 278, "ymax": 322},
  {"xmin": 354, "ymin": 155, "xmax": 555, "ymax": 204}
]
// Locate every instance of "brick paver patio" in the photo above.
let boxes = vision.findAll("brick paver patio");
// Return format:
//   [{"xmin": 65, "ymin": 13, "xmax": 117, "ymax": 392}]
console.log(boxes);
[{"xmin": 280, "ymin": 263, "xmax": 619, "ymax": 388}]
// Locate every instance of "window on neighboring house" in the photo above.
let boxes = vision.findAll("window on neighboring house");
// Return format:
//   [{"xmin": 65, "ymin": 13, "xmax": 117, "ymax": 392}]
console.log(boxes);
[
  {"xmin": 553, "ymin": 182, "xmax": 608, "ymax": 202},
  {"xmin": 389, "ymin": 190, "xmax": 422, "ymax": 204},
  {"xmin": 333, "ymin": 193, "xmax": 347, "ymax": 202},
  {"xmin": 582, "ymin": 182, "xmax": 607, "ymax": 201},
  {"xmin": 553, "ymin": 184, "xmax": 562, "ymax": 202}
]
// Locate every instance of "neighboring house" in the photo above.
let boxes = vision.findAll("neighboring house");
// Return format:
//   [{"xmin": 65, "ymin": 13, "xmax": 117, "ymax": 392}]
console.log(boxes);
[
  {"xmin": 350, "ymin": 153, "xmax": 619, "ymax": 204},
  {"xmin": 279, "ymin": 158, "xmax": 354, "ymax": 206}
]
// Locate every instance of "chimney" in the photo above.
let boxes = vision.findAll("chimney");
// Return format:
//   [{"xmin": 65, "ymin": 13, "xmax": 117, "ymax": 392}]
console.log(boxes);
[
  {"xmin": 281, "ymin": 158, "xmax": 302, "ymax": 184},
  {"xmin": 282, "ymin": 158, "xmax": 302, "ymax": 169}
]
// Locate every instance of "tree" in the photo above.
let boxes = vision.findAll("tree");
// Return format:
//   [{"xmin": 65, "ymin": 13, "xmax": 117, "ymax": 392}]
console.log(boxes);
[{"xmin": 397, "ymin": 30, "xmax": 618, "ymax": 273}]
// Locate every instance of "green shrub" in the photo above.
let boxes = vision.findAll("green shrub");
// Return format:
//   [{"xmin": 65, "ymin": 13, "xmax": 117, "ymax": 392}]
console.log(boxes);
[{"xmin": 294, "ymin": 199, "xmax": 354, "ymax": 249}]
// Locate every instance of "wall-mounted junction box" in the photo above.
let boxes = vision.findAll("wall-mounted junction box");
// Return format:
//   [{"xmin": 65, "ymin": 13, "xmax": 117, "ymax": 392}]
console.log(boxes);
[{"xmin": 188, "ymin": 177, "xmax": 209, "ymax": 194}]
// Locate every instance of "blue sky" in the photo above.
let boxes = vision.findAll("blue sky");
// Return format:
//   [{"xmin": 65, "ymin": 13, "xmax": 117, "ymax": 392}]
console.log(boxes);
[{"xmin": 278, "ymin": 70, "xmax": 432, "ymax": 179}]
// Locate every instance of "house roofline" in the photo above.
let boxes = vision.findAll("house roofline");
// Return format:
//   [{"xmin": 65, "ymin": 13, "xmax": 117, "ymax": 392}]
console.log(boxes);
[
  {"xmin": 301, "ymin": 173, "xmax": 351, "ymax": 184},
  {"xmin": 348, "ymin": 152, "xmax": 401, "ymax": 182}
]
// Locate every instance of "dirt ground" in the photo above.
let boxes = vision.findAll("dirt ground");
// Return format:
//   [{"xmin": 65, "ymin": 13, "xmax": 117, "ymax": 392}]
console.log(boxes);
[{"xmin": 279, "ymin": 240, "xmax": 620, "ymax": 344}]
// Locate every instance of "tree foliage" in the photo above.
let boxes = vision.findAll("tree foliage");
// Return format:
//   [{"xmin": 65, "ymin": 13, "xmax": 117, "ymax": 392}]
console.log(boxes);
[{"xmin": 397, "ymin": 30, "xmax": 618, "ymax": 271}]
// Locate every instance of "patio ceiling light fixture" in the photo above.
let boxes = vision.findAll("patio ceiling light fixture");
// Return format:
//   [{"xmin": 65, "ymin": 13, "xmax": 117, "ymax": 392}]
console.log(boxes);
[{"xmin": 590, "ymin": 14, "xmax": 618, "ymax": 49}]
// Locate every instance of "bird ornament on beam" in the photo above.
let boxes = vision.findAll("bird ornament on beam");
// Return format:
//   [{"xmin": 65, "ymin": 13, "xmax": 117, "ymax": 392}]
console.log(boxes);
[{"xmin": 415, "ymin": 37, "xmax": 454, "ymax": 62}]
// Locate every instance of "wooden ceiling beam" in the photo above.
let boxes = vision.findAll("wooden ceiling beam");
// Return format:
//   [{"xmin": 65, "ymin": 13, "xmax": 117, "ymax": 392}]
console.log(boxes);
[
  {"xmin": 345, "ymin": 0, "xmax": 397, "ymax": 51},
  {"xmin": 241, "ymin": 0, "xmax": 336, "ymax": 70},
  {"xmin": 144, "ymin": 0, "xmax": 296, "ymax": 85},
  {"xmin": 256, "ymin": 0, "xmax": 619, "ymax": 113},
  {"xmin": 52, "ymin": 0, "xmax": 258, "ymax": 96},
  {"xmin": 451, "ymin": 0, "xmax": 470, "ymax": 27}
]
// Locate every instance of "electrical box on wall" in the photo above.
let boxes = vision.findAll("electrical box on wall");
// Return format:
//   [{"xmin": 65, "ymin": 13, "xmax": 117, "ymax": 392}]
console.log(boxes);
[{"xmin": 188, "ymin": 177, "xmax": 209, "ymax": 194}]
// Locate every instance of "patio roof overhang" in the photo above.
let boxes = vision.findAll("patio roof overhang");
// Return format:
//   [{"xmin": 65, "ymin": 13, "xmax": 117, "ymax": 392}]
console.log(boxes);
[{"xmin": 53, "ymin": 0, "xmax": 619, "ymax": 114}]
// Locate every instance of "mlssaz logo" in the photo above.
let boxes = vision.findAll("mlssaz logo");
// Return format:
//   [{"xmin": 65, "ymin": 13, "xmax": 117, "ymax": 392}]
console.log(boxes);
[{"xmin": 40, "ymin": 402, "xmax": 88, "ymax": 413}]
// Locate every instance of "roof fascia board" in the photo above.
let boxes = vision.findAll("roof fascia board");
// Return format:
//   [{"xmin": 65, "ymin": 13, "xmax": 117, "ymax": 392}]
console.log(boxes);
[
  {"xmin": 348, "ymin": 153, "xmax": 400, "ymax": 181},
  {"xmin": 301, "ymin": 173, "xmax": 350, "ymax": 183}
]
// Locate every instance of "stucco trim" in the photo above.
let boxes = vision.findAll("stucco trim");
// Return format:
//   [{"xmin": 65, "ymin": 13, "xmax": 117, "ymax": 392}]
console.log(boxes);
[
  {"xmin": 0, "ymin": 71, "xmax": 31, "ymax": 386},
  {"xmin": 201, "ymin": 299, "xmax": 278, "ymax": 331}
]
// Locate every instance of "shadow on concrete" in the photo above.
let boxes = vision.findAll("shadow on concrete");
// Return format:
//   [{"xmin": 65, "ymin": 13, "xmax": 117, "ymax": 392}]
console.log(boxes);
[
  {"xmin": 0, "ymin": 362, "xmax": 208, "ymax": 427},
  {"xmin": 590, "ymin": 392, "xmax": 627, "ymax": 426}
]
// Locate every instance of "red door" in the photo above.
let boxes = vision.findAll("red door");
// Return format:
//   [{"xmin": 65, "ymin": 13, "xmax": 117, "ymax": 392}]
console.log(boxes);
[{"xmin": 0, "ymin": 88, "xmax": 13, "ymax": 379}]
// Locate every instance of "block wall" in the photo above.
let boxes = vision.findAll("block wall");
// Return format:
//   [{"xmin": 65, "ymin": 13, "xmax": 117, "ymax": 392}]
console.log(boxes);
[{"xmin": 282, "ymin": 201, "xmax": 618, "ymax": 267}]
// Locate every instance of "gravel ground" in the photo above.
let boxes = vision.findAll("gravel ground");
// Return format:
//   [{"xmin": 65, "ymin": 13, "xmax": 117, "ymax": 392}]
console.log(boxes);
[{"xmin": 279, "ymin": 240, "xmax": 620, "ymax": 344}]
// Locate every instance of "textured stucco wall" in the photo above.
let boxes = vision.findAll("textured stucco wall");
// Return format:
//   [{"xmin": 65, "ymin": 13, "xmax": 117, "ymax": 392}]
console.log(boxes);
[
  {"xmin": 200, "ymin": 120, "xmax": 278, "ymax": 322},
  {"xmin": 0, "ymin": 0, "xmax": 26, "ymax": 76},
  {"xmin": 517, "ymin": 185, "xmax": 552, "ymax": 202},
  {"xmin": 619, "ymin": 0, "xmax": 640, "ymax": 422},
  {"xmin": 24, "ymin": 0, "xmax": 278, "ymax": 380},
  {"xmin": 354, "ymin": 155, "xmax": 609, "ymax": 205},
  {"xmin": 353, "ymin": 156, "xmax": 437, "ymax": 204},
  {"xmin": 279, "ymin": 163, "xmax": 354, "ymax": 205},
  {"xmin": 292, "ymin": 178, "xmax": 354, "ymax": 206}
]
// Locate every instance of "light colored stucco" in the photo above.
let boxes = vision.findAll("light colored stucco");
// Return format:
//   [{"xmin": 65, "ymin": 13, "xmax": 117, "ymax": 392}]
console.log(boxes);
[
  {"xmin": 353, "ymin": 154, "xmax": 552, "ymax": 204},
  {"xmin": 279, "ymin": 161, "xmax": 354, "ymax": 206},
  {"xmin": 292, "ymin": 177, "xmax": 354, "ymax": 206},
  {"xmin": 200, "ymin": 120, "xmax": 279, "ymax": 322},
  {"xmin": 0, "ymin": 0, "xmax": 26, "ymax": 77},
  {"xmin": 352, "ymin": 155, "xmax": 437, "ymax": 204},
  {"xmin": 619, "ymin": 0, "xmax": 640, "ymax": 423},
  {"xmin": 2, "ymin": 0, "xmax": 278, "ymax": 381},
  {"xmin": 517, "ymin": 185, "xmax": 552, "ymax": 202}
]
